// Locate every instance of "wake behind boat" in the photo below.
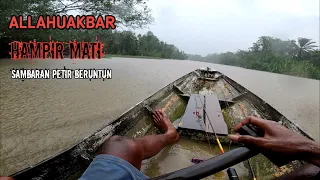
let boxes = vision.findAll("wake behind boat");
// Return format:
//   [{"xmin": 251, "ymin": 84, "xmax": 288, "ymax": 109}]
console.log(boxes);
[{"xmin": 10, "ymin": 68, "xmax": 314, "ymax": 180}]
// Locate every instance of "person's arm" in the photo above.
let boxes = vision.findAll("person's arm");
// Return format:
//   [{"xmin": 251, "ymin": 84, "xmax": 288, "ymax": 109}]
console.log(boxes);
[{"xmin": 228, "ymin": 116, "xmax": 320, "ymax": 167}]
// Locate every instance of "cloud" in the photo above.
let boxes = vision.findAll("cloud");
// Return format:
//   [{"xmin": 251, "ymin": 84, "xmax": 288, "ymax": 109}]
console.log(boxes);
[{"xmin": 135, "ymin": 0, "xmax": 319, "ymax": 55}]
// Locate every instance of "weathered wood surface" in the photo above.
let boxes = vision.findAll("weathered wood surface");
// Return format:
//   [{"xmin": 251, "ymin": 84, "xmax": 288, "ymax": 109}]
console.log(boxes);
[{"xmin": 178, "ymin": 94, "xmax": 228, "ymax": 135}]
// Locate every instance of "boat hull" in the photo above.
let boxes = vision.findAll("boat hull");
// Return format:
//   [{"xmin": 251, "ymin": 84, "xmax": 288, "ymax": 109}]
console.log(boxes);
[{"xmin": 11, "ymin": 68, "xmax": 313, "ymax": 180}]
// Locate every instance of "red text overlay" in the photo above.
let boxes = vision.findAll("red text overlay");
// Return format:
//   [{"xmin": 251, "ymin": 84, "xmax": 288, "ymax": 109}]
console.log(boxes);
[
  {"xmin": 9, "ymin": 40, "xmax": 105, "ymax": 60},
  {"xmin": 9, "ymin": 15, "xmax": 116, "ymax": 29}
]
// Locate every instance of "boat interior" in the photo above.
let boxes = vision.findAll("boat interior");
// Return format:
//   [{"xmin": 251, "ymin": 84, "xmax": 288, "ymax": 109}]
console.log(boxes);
[{"xmin": 121, "ymin": 69, "xmax": 305, "ymax": 179}]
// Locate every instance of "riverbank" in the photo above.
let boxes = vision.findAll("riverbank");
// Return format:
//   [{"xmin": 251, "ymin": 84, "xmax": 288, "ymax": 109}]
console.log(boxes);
[
  {"xmin": 104, "ymin": 54, "xmax": 320, "ymax": 80},
  {"xmin": 190, "ymin": 58, "xmax": 320, "ymax": 80},
  {"xmin": 0, "ymin": 58, "xmax": 319, "ymax": 176}
]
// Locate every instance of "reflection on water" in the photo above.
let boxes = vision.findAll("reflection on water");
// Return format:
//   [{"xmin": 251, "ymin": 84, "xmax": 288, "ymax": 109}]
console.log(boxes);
[{"xmin": 0, "ymin": 58, "xmax": 319, "ymax": 175}]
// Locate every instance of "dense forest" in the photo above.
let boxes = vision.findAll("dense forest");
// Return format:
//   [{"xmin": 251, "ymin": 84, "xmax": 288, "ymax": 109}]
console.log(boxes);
[
  {"xmin": 188, "ymin": 36, "xmax": 320, "ymax": 80},
  {"xmin": 0, "ymin": 0, "xmax": 319, "ymax": 79},
  {"xmin": 0, "ymin": 0, "xmax": 188, "ymax": 59}
]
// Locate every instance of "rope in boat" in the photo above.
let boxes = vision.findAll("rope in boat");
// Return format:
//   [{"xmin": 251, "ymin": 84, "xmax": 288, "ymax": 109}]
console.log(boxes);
[
  {"xmin": 194, "ymin": 95, "xmax": 214, "ymax": 154},
  {"xmin": 195, "ymin": 94, "xmax": 225, "ymax": 154},
  {"xmin": 191, "ymin": 73, "xmax": 256, "ymax": 179},
  {"xmin": 222, "ymin": 80, "xmax": 257, "ymax": 180},
  {"xmin": 195, "ymin": 93, "xmax": 238, "ymax": 179}
]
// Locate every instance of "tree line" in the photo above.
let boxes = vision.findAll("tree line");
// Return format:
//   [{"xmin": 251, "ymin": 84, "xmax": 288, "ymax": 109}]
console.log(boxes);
[
  {"xmin": 188, "ymin": 36, "xmax": 320, "ymax": 80},
  {"xmin": 98, "ymin": 30, "xmax": 188, "ymax": 59}
]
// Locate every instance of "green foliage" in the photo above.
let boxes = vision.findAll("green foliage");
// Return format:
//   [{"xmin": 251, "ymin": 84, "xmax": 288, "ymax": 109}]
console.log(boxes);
[
  {"xmin": 295, "ymin": 38, "xmax": 318, "ymax": 60},
  {"xmin": 100, "ymin": 30, "xmax": 188, "ymax": 59},
  {"xmin": 0, "ymin": 0, "xmax": 153, "ymax": 31},
  {"xmin": 188, "ymin": 36, "xmax": 320, "ymax": 80},
  {"xmin": 0, "ymin": 0, "xmax": 188, "ymax": 60}
]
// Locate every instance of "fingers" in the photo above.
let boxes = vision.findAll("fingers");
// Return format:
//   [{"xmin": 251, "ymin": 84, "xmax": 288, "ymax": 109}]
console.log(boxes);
[
  {"xmin": 229, "ymin": 134, "xmax": 267, "ymax": 147},
  {"xmin": 154, "ymin": 109, "xmax": 163, "ymax": 120},
  {"xmin": 233, "ymin": 116, "xmax": 270, "ymax": 132},
  {"xmin": 152, "ymin": 115, "xmax": 158, "ymax": 121}
]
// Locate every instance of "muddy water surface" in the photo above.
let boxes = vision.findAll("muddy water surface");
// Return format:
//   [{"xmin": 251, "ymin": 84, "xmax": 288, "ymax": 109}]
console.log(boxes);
[{"xmin": 0, "ymin": 58, "xmax": 319, "ymax": 175}]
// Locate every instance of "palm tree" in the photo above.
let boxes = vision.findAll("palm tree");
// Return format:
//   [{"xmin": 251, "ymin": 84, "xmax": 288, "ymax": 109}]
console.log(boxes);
[{"xmin": 294, "ymin": 37, "xmax": 318, "ymax": 60}]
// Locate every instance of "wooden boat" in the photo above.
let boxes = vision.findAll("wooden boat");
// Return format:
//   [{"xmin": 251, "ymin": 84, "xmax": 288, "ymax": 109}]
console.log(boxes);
[{"xmin": 11, "ymin": 68, "xmax": 314, "ymax": 180}]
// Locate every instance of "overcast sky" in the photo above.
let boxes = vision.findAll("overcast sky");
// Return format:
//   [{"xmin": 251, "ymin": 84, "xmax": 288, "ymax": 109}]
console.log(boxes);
[{"xmin": 135, "ymin": 0, "xmax": 320, "ymax": 56}]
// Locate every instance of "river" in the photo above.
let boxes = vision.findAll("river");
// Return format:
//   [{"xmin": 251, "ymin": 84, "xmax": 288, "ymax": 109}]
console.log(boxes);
[{"xmin": 0, "ymin": 58, "xmax": 319, "ymax": 176}]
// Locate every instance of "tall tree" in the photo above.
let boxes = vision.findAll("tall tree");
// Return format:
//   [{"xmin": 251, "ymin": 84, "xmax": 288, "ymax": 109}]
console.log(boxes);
[{"xmin": 295, "ymin": 37, "xmax": 318, "ymax": 60}]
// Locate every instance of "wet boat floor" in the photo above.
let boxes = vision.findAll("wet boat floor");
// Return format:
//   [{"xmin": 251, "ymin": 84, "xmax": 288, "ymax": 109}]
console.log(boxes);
[
  {"xmin": 141, "ymin": 137, "xmax": 250, "ymax": 179},
  {"xmin": 71, "ymin": 78, "xmax": 297, "ymax": 180},
  {"xmin": 127, "ymin": 78, "xmax": 296, "ymax": 179}
]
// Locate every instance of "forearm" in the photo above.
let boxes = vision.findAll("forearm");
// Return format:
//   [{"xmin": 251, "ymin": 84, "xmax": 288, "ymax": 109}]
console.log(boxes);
[{"xmin": 301, "ymin": 140, "xmax": 320, "ymax": 167}]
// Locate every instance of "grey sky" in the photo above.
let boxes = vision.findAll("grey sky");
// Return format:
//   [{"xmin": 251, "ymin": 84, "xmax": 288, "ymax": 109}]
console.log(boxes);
[{"xmin": 135, "ymin": 0, "xmax": 320, "ymax": 56}]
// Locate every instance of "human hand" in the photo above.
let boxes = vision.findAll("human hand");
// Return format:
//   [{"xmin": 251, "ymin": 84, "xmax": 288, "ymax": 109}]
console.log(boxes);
[{"xmin": 228, "ymin": 116, "xmax": 319, "ymax": 164}]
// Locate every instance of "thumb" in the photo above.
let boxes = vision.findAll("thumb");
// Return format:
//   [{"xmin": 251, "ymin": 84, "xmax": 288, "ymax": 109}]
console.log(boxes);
[{"xmin": 229, "ymin": 134, "xmax": 266, "ymax": 147}]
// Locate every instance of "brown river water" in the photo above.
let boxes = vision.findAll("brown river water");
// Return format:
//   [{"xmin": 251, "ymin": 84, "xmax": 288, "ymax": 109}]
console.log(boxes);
[{"xmin": 0, "ymin": 58, "xmax": 319, "ymax": 176}]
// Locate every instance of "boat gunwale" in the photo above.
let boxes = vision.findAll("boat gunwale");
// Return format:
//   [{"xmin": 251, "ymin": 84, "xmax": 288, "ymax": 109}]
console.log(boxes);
[{"xmin": 221, "ymin": 73, "xmax": 314, "ymax": 141}]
